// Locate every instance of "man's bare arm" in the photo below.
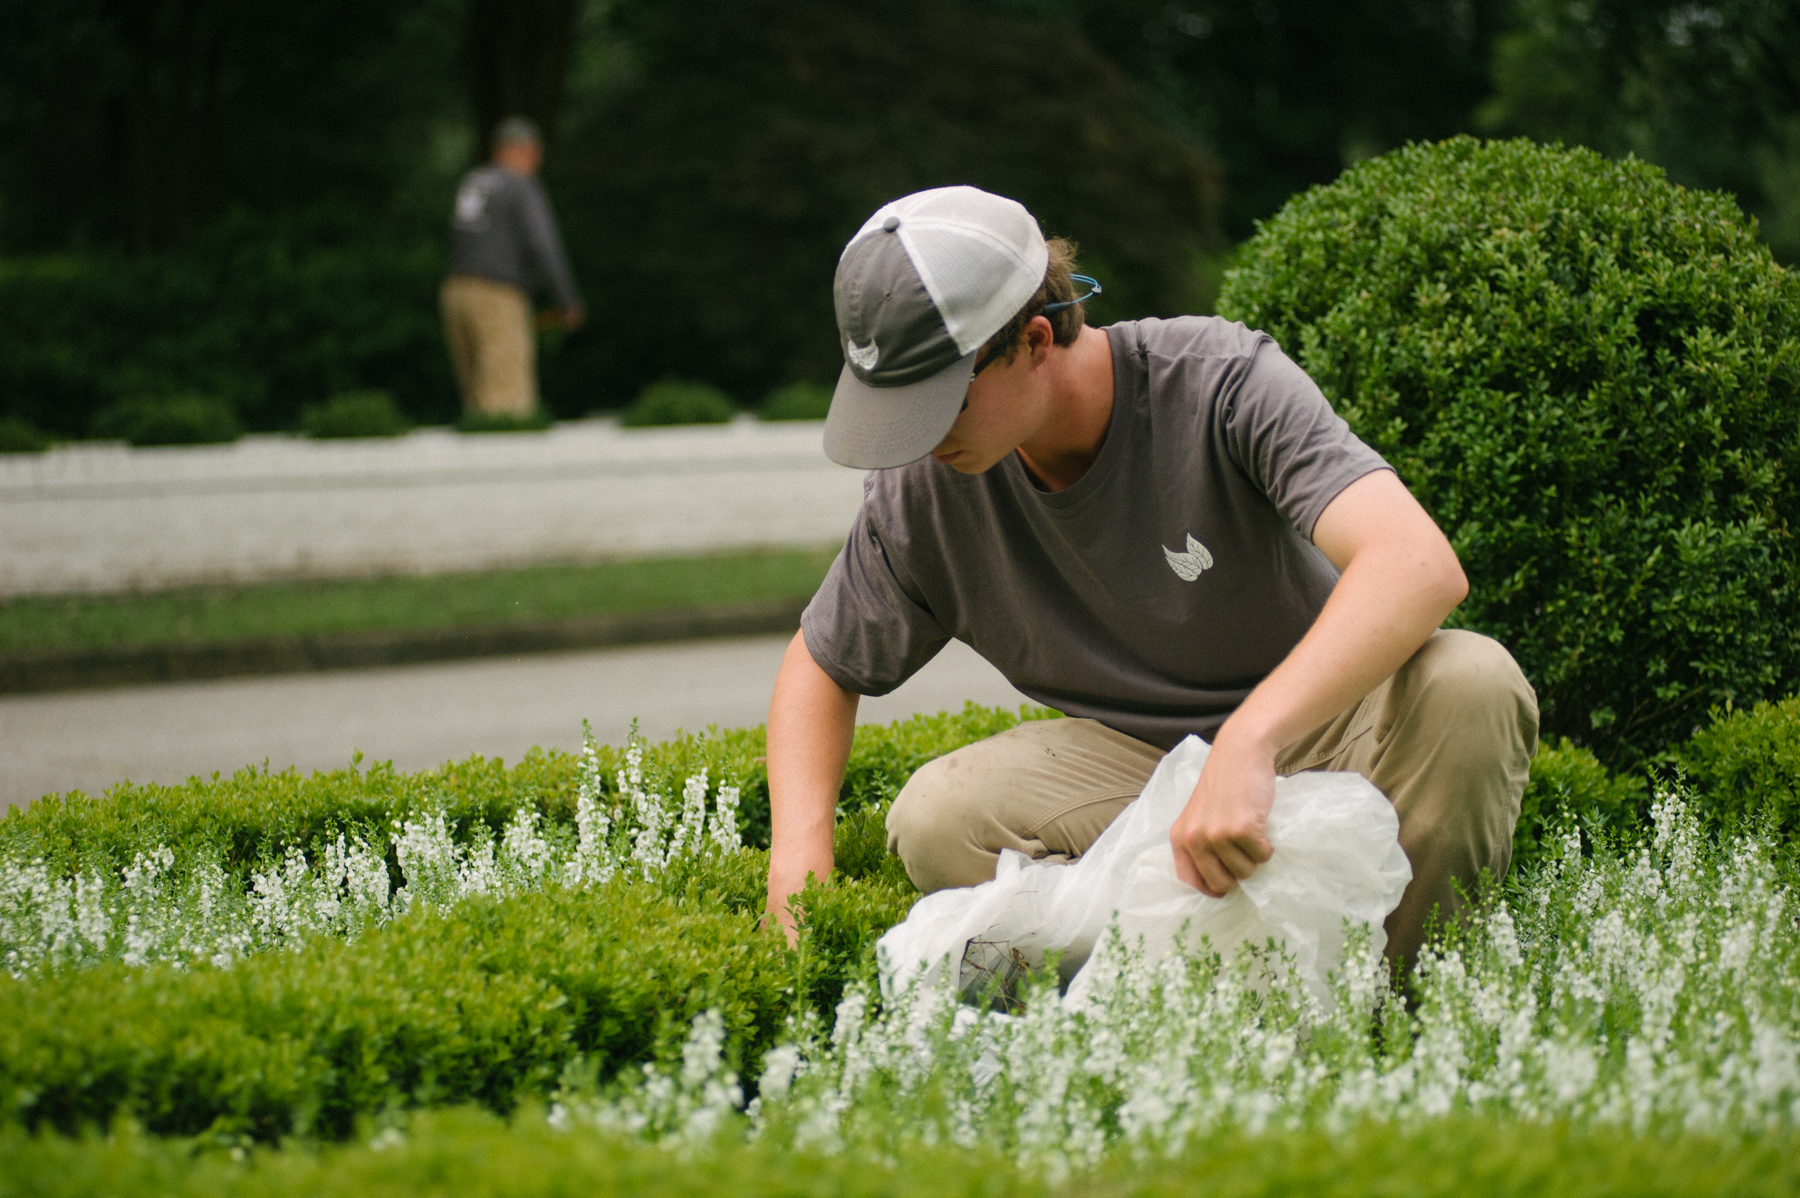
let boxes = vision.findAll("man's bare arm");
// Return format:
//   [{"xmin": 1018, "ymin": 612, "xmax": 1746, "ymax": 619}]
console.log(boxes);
[
  {"xmin": 1170, "ymin": 469, "xmax": 1468, "ymax": 895},
  {"xmin": 766, "ymin": 630, "xmax": 859, "ymax": 941}
]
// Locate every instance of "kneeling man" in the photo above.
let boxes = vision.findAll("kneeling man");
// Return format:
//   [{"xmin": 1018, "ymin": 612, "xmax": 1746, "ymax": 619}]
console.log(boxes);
[{"xmin": 766, "ymin": 186, "xmax": 1538, "ymax": 969}]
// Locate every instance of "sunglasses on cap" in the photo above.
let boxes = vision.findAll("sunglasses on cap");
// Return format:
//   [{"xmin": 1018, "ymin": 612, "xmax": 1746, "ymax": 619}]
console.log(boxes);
[{"xmin": 960, "ymin": 275, "xmax": 1102, "ymax": 411}]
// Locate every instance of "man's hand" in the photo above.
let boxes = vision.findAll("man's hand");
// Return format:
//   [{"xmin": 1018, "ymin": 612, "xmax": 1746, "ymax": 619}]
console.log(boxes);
[
  {"xmin": 1166, "ymin": 470, "xmax": 1469, "ymax": 899},
  {"xmin": 1169, "ymin": 730, "xmax": 1276, "ymax": 896},
  {"xmin": 563, "ymin": 304, "xmax": 586, "ymax": 330}
]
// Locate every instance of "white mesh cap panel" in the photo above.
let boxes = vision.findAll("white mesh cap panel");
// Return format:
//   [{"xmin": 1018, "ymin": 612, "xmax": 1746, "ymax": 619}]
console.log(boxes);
[{"xmin": 842, "ymin": 186, "xmax": 1048, "ymax": 356}]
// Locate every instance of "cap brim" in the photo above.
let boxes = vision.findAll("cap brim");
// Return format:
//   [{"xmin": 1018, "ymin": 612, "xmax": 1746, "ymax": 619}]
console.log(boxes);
[{"xmin": 822, "ymin": 349, "xmax": 976, "ymax": 469}]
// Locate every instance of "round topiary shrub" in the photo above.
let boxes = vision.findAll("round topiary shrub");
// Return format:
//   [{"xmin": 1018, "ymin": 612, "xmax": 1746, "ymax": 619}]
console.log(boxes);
[
  {"xmin": 620, "ymin": 378, "xmax": 738, "ymax": 428},
  {"xmin": 1219, "ymin": 137, "xmax": 1800, "ymax": 767},
  {"xmin": 89, "ymin": 394, "xmax": 243, "ymax": 446}
]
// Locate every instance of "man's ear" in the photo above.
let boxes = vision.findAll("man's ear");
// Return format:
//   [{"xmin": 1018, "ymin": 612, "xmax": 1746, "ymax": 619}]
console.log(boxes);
[{"xmin": 1025, "ymin": 315, "xmax": 1056, "ymax": 365}]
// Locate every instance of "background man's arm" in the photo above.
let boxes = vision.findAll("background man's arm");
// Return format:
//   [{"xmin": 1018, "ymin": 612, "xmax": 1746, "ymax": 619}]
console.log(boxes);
[
  {"xmin": 765, "ymin": 630, "xmax": 859, "ymax": 941},
  {"xmin": 516, "ymin": 177, "xmax": 584, "ymax": 326},
  {"xmin": 1170, "ymin": 469, "xmax": 1468, "ymax": 895}
]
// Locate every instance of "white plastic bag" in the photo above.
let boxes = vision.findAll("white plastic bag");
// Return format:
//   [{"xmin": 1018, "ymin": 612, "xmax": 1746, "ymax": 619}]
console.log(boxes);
[{"xmin": 876, "ymin": 735, "xmax": 1412, "ymax": 1007}]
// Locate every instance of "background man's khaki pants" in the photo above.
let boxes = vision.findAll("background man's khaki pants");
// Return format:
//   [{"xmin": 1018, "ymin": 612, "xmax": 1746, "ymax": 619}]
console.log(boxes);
[
  {"xmin": 885, "ymin": 629, "xmax": 1539, "ymax": 968},
  {"xmin": 441, "ymin": 274, "xmax": 536, "ymax": 416}
]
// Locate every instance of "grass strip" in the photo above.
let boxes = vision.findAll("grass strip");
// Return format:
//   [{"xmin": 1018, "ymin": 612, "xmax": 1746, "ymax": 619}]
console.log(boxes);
[
  {"xmin": 0, "ymin": 548, "xmax": 837, "ymax": 653},
  {"xmin": 5, "ymin": 1109, "xmax": 1797, "ymax": 1198}
]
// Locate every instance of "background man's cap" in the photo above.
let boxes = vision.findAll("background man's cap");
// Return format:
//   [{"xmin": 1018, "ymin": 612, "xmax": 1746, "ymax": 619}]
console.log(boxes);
[
  {"xmin": 493, "ymin": 116, "xmax": 542, "ymax": 147},
  {"xmin": 825, "ymin": 186, "xmax": 1048, "ymax": 469}
]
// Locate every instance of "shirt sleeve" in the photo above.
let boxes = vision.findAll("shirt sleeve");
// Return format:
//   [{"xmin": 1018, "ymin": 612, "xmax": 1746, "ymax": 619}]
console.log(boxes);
[
  {"xmin": 1221, "ymin": 339, "xmax": 1392, "ymax": 541},
  {"xmin": 515, "ymin": 177, "xmax": 583, "ymax": 309},
  {"xmin": 799, "ymin": 504, "xmax": 951, "ymax": 697}
]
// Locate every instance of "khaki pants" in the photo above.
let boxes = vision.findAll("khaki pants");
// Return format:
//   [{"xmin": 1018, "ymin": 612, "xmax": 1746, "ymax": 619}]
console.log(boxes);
[
  {"xmin": 885, "ymin": 629, "xmax": 1539, "ymax": 968},
  {"xmin": 440, "ymin": 274, "xmax": 537, "ymax": 416}
]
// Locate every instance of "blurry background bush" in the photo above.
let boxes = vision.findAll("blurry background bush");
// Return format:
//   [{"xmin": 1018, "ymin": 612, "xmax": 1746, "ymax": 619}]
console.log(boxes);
[
  {"xmin": 299, "ymin": 390, "xmax": 412, "ymax": 439},
  {"xmin": 454, "ymin": 409, "xmax": 553, "ymax": 434},
  {"xmin": 760, "ymin": 382, "xmax": 834, "ymax": 422},
  {"xmin": 1, "ymin": 0, "xmax": 1790, "ymax": 438},
  {"xmin": 89, "ymin": 394, "xmax": 243, "ymax": 447},
  {"xmin": 619, "ymin": 379, "xmax": 738, "ymax": 428},
  {"xmin": 0, "ymin": 415, "xmax": 50, "ymax": 454}
]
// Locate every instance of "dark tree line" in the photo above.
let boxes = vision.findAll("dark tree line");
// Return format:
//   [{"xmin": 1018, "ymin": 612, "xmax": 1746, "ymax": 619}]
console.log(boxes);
[
  {"xmin": 464, "ymin": 0, "xmax": 583, "ymax": 151},
  {"xmin": 0, "ymin": 0, "xmax": 1794, "ymax": 432}
]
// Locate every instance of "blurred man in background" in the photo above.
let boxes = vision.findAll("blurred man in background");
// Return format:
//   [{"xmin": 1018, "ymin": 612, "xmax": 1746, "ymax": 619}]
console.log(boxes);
[{"xmin": 441, "ymin": 116, "xmax": 585, "ymax": 419}]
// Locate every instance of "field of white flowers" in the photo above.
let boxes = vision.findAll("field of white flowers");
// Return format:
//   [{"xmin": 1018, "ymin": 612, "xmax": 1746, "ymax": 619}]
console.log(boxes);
[
  {"xmin": 561, "ymin": 790, "xmax": 1800, "ymax": 1178},
  {"xmin": 5, "ymin": 708, "xmax": 1797, "ymax": 1189}
]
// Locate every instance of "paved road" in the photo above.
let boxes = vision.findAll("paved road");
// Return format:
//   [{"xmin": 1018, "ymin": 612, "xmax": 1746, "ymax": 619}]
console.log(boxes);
[
  {"xmin": 0, "ymin": 418, "xmax": 864, "ymax": 597},
  {"xmin": 0, "ymin": 634, "xmax": 1032, "ymax": 810}
]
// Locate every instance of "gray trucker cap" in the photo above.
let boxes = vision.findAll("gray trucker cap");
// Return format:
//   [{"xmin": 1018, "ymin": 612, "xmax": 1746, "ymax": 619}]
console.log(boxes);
[{"xmin": 825, "ymin": 186, "xmax": 1049, "ymax": 469}]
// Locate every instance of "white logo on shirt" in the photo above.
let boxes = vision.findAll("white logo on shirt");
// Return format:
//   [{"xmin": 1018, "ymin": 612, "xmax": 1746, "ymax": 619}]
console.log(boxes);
[
  {"xmin": 847, "ymin": 338, "xmax": 880, "ymax": 371},
  {"xmin": 1163, "ymin": 533, "xmax": 1214, "ymax": 581},
  {"xmin": 453, "ymin": 175, "xmax": 499, "ymax": 228}
]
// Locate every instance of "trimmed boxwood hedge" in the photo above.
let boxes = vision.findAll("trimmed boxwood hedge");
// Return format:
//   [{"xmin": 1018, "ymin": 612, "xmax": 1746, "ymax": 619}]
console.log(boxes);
[
  {"xmin": 2, "ymin": 698, "xmax": 1797, "ymax": 1142},
  {"xmin": 1219, "ymin": 137, "xmax": 1800, "ymax": 767},
  {"xmin": 1, "ymin": 703, "xmax": 1058, "ymax": 881},
  {"xmin": 0, "ymin": 874, "xmax": 792, "ymax": 1141},
  {"xmin": 1674, "ymin": 694, "xmax": 1800, "ymax": 845}
]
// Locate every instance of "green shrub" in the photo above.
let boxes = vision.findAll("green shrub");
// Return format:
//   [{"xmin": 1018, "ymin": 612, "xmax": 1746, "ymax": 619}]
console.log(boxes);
[
  {"xmin": 1218, "ymin": 138, "xmax": 1800, "ymax": 768},
  {"xmin": 0, "ymin": 703, "xmax": 1052, "ymax": 1141},
  {"xmin": 760, "ymin": 381, "xmax": 833, "ymax": 422},
  {"xmin": 0, "ymin": 825, "xmax": 913, "ymax": 1142},
  {"xmin": 0, "ymin": 416, "xmax": 50, "ymax": 453},
  {"xmin": 454, "ymin": 409, "xmax": 552, "ymax": 434},
  {"xmin": 1675, "ymin": 695, "xmax": 1800, "ymax": 843},
  {"xmin": 89, "ymin": 394, "xmax": 243, "ymax": 446},
  {"xmin": 4, "ymin": 751, "xmax": 577, "ymax": 881},
  {"xmin": 2, "ymin": 704, "xmax": 1053, "ymax": 886},
  {"xmin": 1514, "ymin": 738, "xmax": 1648, "ymax": 870},
  {"xmin": 792, "ymin": 867, "xmax": 916, "ymax": 1016},
  {"xmin": 0, "ymin": 877, "xmax": 795, "ymax": 1141},
  {"xmin": 299, "ymin": 390, "xmax": 411, "ymax": 439},
  {"xmin": 619, "ymin": 379, "xmax": 737, "ymax": 427},
  {"xmin": 6, "ymin": 699, "xmax": 1800, "ymax": 1153}
]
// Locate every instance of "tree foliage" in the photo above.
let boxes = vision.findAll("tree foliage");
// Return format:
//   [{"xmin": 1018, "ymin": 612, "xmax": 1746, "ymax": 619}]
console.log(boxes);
[
  {"xmin": 0, "ymin": 0, "xmax": 464, "ymax": 253},
  {"xmin": 542, "ymin": 0, "xmax": 1223, "ymax": 407},
  {"xmin": 1, "ymin": 1, "xmax": 1796, "ymax": 428},
  {"xmin": 464, "ymin": 0, "xmax": 582, "ymax": 152},
  {"xmin": 1479, "ymin": 0, "xmax": 1800, "ymax": 262},
  {"xmin": 1052, "ymin": 0, "xmax": 1510, "ymax": 239}
]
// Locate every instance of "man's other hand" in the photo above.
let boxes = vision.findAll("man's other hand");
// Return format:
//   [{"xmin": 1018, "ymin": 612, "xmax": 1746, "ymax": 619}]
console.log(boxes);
[{"xmin": 1169, "ymin": 731, "xmax": 1276, "ymax": 897}]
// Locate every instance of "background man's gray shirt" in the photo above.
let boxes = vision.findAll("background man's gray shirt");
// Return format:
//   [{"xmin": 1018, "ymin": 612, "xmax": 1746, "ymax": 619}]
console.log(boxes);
[
  {"xmin": 448, "ymin": 165, "xmax": 582, "ymax": 309},
  {"xmin": 801, "ymin": 316, "xmax": 1393, "ymax": 750}
]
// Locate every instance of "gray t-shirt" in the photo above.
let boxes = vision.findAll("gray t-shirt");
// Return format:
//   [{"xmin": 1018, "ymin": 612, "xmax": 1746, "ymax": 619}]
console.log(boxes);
[
  {"xmin": 800, "ymin": 315, "xmax": 1392, "ymax": 749},
  {"xmin": 448, "ymin": 166, "xmax": 583, "ymax": 309}
]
